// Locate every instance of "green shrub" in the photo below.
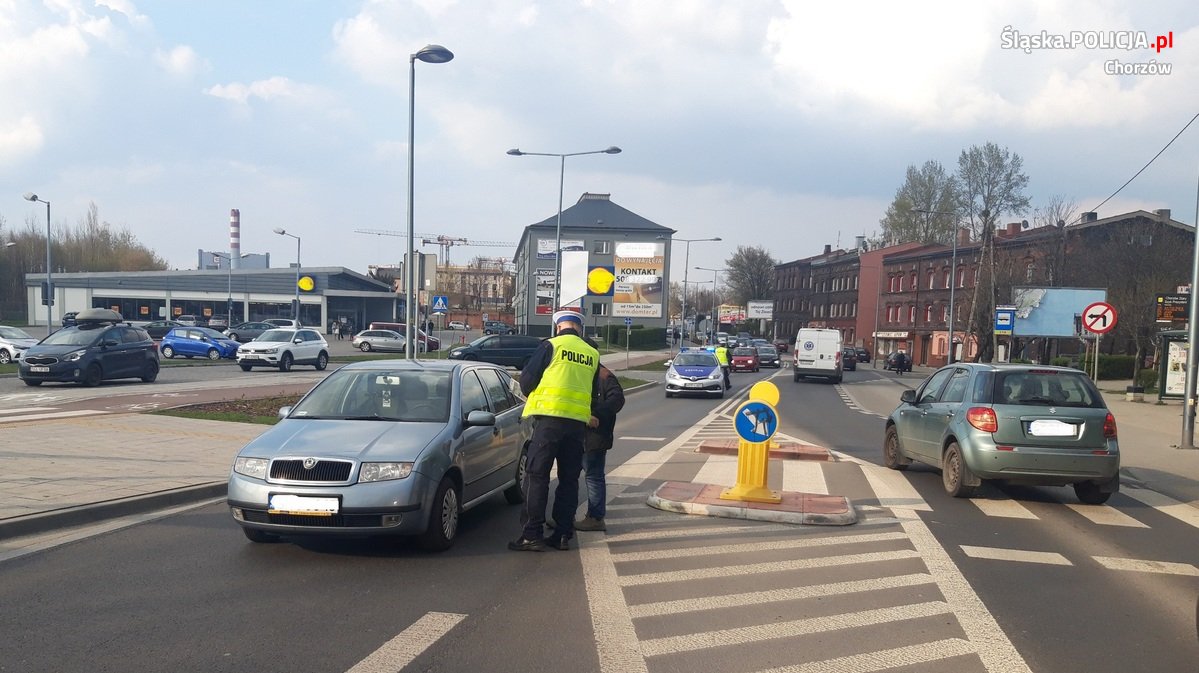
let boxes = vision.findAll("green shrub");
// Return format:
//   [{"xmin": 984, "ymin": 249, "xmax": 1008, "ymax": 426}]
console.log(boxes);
[
  {"xmin": 1077, "ymin": 354, "xmax": 1135, "ymax": 380},
  {"xmin": 1136, "ymin": 367, "xmax": 1159, "ymax": 391}
]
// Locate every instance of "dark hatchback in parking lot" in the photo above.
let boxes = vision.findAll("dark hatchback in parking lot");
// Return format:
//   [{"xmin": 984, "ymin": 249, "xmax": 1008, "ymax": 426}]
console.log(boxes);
[
  {"xmin": 448, "ymin": 334, "xmax": 542, "ymax": 368},
  {"xmin": 19, "ymin": 308, "xmax": 159, "ymax": 387}
]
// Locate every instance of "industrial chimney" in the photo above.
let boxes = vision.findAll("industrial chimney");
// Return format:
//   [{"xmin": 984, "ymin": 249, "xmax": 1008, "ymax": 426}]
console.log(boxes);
[{"xmin": 229, "ymin": 209, "xmax": 241, "ymax": 269}]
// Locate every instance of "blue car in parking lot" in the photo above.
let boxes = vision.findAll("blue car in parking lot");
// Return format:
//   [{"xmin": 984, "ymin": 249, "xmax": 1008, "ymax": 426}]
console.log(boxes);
[{"xmin": 159, "ymin": 327, "xmax": 241, "ymax": 360}]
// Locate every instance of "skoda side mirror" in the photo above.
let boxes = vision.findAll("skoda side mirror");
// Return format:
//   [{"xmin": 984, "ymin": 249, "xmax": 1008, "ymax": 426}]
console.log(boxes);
[{"xmin": 900, "ymin": 389, "xmax": 917, "ymax": 404}]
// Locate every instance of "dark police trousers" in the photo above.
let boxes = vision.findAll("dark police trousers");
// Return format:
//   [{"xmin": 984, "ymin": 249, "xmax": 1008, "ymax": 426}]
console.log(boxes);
[{"xmin": 519, "ymin": 416, "xmax": 586, "ymax": 541}]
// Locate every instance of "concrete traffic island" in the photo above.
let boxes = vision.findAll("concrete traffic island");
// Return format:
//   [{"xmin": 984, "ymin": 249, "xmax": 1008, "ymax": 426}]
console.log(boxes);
[
  {"xmin": 696, "ymin": 438, "xmax": 833, "ymax": 461},
  {"xmin": 647, "ymin": 481, "xmax": 858, "ymax": 526}
]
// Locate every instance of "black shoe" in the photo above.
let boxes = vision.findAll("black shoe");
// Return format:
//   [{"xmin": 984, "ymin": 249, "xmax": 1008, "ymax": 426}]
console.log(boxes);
[
  {"xmin": 544, "ymin": 534, "xmax": 571, "ymax": 550},
  {"xmin": 507, "ymin": 537, "xmax": 546, "ymax": 552}
]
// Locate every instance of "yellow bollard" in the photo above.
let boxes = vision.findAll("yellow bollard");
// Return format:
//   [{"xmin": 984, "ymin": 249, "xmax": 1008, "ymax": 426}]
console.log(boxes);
[{"xmin": 720, "ymin": 389, "xmax": 782, "ymax": 504}]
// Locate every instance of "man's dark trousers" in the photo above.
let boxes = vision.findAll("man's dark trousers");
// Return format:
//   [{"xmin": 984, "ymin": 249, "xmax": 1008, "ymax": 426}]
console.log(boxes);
[{"xmin": 519, "ymin": 416, "xmax": 586, "ymax": 541}]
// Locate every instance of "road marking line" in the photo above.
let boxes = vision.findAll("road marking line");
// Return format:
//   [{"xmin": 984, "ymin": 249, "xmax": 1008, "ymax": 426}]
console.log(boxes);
[
  {"xmin": 782, "ymin": 460, "xmax": 828, "ymax": 495},
  {"xmin": 607, "ymin": 450, "xmax": 670, "ymax": 484},
  {"xmin": 692, "ymin": 453, "xmax": 738, "ymax": 486},
  {"xmin": 605, "ymin": 503, "xmax": 651, "ymax": 512},
  {"xmin": 0, "ymin": 409, "xmax": 109, "ymax": 424},
  {"xmin": 628, "ymin": 573, "xmax": 935, "ymax": 618},
  {"xmin": 895, "ymin": 510, "xmax": 1033, "ymax": 672},
  {"xmin": 858, "ymin": 462, "xmax": 932, "ymax": 511},
  {"xmin": 344, "ymin": 611, "xmax": 465, "ymax": 673},
  {"xmin": 0, "ymin": 406, "xmax": 58, "ymax": 415},
  {"xmin": 970, "ymin": 498, "xmax": 1038, "ymax": 519},
  {"xmin": 1123, "ymin": 486, "xmax": 1199, "ymax": 531},
  {"xmin": 960, "ymin": 545, "xmax": 1072, "ymax": 565},
  {"xmin": 605, "ymin": 522, "xmax": 800, "ymax": 543},
  {"xmin": 612, "ymin": 531, "xmax": 908, "ymax": 562},
  {"xmin": 752, "ymin": 638, "xmax": 977, "ymax": 673},
  {"xmin": 1065, "ymin": 503, "xmax": 1148, "ymax": 528},
  {"xmin": 579, "ymin": 534, "xmax": 650, "ymax": 673},
  {"xmin": 618, "ymin": 549, "xmax": 922, "ymax": 586},
  {"xmin": 638, "ymin": 601, "xmax": 953, "ymax": 656},
  {"xmin": 1093, "ymin": 556, "xmax": 1199, "ymax": 576},
  {"xmin": 619, "ymin": 436, "xmax": 666, "ymax": 441},
  {"xmin": 606, "ymin": 513, "xmax": 689, "ymax": 526}
]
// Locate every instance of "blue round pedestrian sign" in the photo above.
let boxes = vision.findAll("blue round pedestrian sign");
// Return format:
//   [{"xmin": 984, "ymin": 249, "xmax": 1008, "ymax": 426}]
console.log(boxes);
[{"xmin": 733, "ymin": 400, "xmax": 778, "ymax": 443}]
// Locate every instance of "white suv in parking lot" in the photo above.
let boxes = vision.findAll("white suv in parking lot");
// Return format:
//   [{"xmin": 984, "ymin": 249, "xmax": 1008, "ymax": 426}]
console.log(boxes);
[{"xmin": 236, "ymin": 328, "xmax": 329, "ymax": 372}]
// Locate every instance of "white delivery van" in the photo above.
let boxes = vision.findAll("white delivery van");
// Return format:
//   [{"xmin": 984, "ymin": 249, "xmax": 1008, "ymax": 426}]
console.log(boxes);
[{"xmin": 792, "ymin": 328, "xmax": 843, "ymax": 383}]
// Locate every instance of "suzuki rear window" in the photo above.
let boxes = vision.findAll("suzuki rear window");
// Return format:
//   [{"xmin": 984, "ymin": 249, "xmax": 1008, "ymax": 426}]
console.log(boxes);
[{"xmin": 993, "ymin": 370, "xmax": 1103, "ymax": 408}]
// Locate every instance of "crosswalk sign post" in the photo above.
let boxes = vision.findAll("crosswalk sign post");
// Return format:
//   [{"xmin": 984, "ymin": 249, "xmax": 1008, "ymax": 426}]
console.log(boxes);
[
  {"xmin": 431, "ymin": 295, "xmax": 448, "ymax": 314},
  {"xmin": 720, "ymin": 382, "xmax": 782, "ymax": 504}
]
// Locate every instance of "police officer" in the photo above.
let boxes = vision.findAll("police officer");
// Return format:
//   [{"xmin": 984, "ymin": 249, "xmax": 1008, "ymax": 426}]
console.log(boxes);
[
  {"xmin": 715, "ymin": 341, "xmax": 731, "ymax": 390},
  {"xmin": 509, "ymin": 309, "xmax": 600, "ymax": 552}
]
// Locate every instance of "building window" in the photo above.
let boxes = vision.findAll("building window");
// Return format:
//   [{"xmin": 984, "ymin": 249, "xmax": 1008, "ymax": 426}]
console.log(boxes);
[
  {"xmin": 927, "ymin": 270, "xmax": 935, "ymax": 289},
  {"xmin": 1025, "ymin": 261, "xmax": 1035, "ymax": 281},
  {"xmin": 942, "ymin": 269, "xmax": 950, "ymax": 288},
  {"xmin": 925, "ymin": 304, "xmax": 934, "ymax": 322},
  {"xmin": 909, "ymin": 272, "xmax": 917, "ymax": 290},
  {"xmin": 593, "ymin": 240, "xmax": 612, "ymax": 254},
  {"xmin": 942, "ymin": 305, "xmax": 949, "ymax": 322},
  {"xmin": 591, "ymin": 302, "xmax": 608, "ymax": 316},
  {"xmin": 956, "ymin": 266, "xmax": 966, "ymax": 287},
  {"xmin": 851, "ymin": 302, "xmax": 857, "ymax": 317},
  {"xmin": 908, "ymin": 305, "xmax": 916, "ymax": 323}
]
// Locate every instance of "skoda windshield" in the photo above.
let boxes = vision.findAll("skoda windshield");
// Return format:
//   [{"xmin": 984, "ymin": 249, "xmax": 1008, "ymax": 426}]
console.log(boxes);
[{"xmin": 288, "ymin": 368, "xmax": 452, "ymax": 423}]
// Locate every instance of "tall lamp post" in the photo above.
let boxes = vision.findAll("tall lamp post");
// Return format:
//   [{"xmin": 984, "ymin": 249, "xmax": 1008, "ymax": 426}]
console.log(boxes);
[
  {"xmin": 215, "ymin": 252, "xmax": 252, "ymax": 324},
  {"xmin": 695, "ymin": 266, "xmax": 726, "ymax": 344},
  {"xmin": 914, "ymin": 208, "xmax": 959, "ymax": 363},
  {"xmin": 406, "ymin": 44, "xmax": 454, "ymax": 359},
  {"xmin": 273, "ymin": 228, "xmax": 301, "ymax": 322},
  {"xmin": 659, "ymin": 235, "xmax": 720, "ymax": 352},
  {"xmin": 22, "ymin": 192, "xmax": 51, "ymax": 335},
  {"xmin": 507, "ymin": 145, "xmax": 621, "ymax": 309}
]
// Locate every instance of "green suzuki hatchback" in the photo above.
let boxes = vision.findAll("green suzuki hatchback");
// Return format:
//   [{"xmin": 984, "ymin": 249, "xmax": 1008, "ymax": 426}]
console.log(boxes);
[{"xmin": 883, "ymin": 363, "xmax": 1119, "ymax": 504}]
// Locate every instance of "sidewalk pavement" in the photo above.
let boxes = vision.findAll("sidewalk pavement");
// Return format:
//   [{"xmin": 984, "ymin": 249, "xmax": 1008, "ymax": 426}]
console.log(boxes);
[{"xmin": 8, "ymin": 346, "xmax": 1191, "ymax": 546}]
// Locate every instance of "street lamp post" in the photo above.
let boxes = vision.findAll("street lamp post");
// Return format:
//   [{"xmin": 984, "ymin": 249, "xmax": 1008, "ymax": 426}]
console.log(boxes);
[
  {"xmin": 915, "ymin": 208, "xmax": 959, "ymax": 364},
  {"xmin": 216, "ymin": 252, "xmax": 251, "ymax": 324},
  {"xmin": 696, "ymin": 266, "xmax": 726, "ymax": 344},
  {"xmin": 507, "ymin": 145, "xmax": 621, "ymax": 309},
  {"xmin": 659, "ymin": 235, "xmax": 720, "ymax": 353},
  {"xmin": 406, "ymin": 44, "xmax": 454, "ymax": 359},
  {"xmin": 22, "ymin": 193, "xmax": 51, "ymax": 335},
  {"xmin": 273, "ymin": 228, "xmax": 301, "ymax": 322}
]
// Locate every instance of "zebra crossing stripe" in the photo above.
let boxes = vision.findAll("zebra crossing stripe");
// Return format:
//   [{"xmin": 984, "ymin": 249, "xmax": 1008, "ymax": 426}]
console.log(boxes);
[
  {"xmin": 970, "ymin": 498, "xmax": 1038, "ymax": 519},
  {"xmin": 605, "ymin": 522, "xmax": 800, "ymax": 543},
  {"xmin": 750, "ymin": 638, "xmax": 977, "ymax": 673},
  {"xmin": 1123, "ymin": 487, "xmax": 1199, "ymax": 531},
  {"xmin": 960, "ymin": 545, "xmax": 1072, "ymax": 566},
  {"xmin": 578, "ymin": 535, "xmax": 650, "ymax": 673},
  {"xmin": 857, "ymin": 462, "xmax": 932, "ymax": 511},
  {"xmin": 618, "ymin": 549, "xmax": 922, "ymax": 586},
  {"xmin": 1064, "ymin": 503, "xmax": 1148, "ymax": 528},
  {"xmin": 782, "ymin": 460, "xmax": 828, "ymax": 494},
  {"xmin": 627, "ymin": 573, "xmax": 936, "ymax": 618},
  {"xmin": 345, "ymin": 611, "xmax": 465, "ymax": 673},
  {"xmin": 637, "ymin": 601, "xmax": 954, "ymax": 656},
  {"xmin": 612, "ymin": 531, "xmax": 908, "ymax": 563},
  {"xmin": 1092, "ymin": 556, "xmax": 1199, "ymax": 576}
]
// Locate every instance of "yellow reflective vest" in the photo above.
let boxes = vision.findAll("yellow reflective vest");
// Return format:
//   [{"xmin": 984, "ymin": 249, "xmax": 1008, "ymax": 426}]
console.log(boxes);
[
  {"xmin": 523, "ymin": 333, "xmax": 599, "ymax": 422},
  {"xmin": 715, "ymin": 346, "xmax": 729, "ymax": 366}
]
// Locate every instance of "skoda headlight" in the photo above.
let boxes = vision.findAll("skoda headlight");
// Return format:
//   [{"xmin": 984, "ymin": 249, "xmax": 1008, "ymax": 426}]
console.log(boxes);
[
  {"xmin": 233, "ymin": 457, "xmax": 269, "ymax": 479},
  {"xmin": 64, "ymin": 349, "xmax": 87, "ymax": 362},
  {"xmin": 359, "ymin": 462, "xmax": 414, "ymax": 483}
]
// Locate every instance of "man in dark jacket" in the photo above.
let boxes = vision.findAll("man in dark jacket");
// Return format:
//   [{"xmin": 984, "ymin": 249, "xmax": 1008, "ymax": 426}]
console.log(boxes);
[{"xmin": 574, "ymin": 364, "xmax": 625, "ymax": 532}]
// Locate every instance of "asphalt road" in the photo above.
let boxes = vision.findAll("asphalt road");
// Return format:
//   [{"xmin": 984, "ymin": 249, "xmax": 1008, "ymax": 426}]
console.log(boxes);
[{"xmin": 1, "ymin": 364, "xmax": 1197, "ymax": 672}]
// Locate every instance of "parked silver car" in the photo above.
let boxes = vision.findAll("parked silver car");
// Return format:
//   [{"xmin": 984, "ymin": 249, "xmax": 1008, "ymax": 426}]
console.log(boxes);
[
  {"xmin": 883, "ymin": 363, "xmax": 1119, "ymax": 503},
  {"xmin": 352, "ymin": 329, "xmax": 409, "ymax": 353},
  {"xmin": 227, "ymin": 360, "xmax": 530, "ymax": 550}
]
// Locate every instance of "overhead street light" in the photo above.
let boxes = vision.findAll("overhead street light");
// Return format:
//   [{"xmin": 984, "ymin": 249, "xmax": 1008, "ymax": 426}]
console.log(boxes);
[
  {"xmin": 914, "ymin": 208, "xmax": 960, "ymax": 363},
  {"xmin": 406, "ymin": 44, "xmax": 454, "ymax": 359},
  {"xmin": 695, "ymin": 266, "xmax": 727, "ymax": 344},
  {"xmin": 507, "ymin": 145, "xmax": 621, "ymax": 309},
  {"xmin": 273, "ymin": 228, "xmax": 301, "ymax": 322},
  {"xmin": 659, "ymin": 235, "xmax": 721, "ymax": 352},
  {"xmin": 23, "ymin": 192, "xmax": 51, "ymax": 335}
]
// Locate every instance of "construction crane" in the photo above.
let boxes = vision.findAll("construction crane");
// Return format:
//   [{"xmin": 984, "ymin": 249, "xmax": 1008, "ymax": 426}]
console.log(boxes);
[{"xmin": 354, "ymin": 229, "xmax": 516, "ymax": 266}]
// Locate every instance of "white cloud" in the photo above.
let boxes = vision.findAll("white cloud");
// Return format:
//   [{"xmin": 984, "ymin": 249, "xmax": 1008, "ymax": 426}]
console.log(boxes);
[
  {"xmin": 204, "ymin": 76, "xmax": 315, "ymax": 105},
  {"xmin": 96, "ymin": 0, "xmax": 150, "ymax": 28},
  {"xmin": 154, "ymin": 44, "xmax": 204, "ymax": 78},
  {"xmin": 0, "ymin": 114, "xmax": 44, "ymax": 165}
]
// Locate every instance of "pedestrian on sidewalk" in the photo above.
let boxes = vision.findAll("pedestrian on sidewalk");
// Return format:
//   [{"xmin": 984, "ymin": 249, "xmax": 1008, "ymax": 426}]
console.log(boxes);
[
  {"xmin": 509, "ymin": 309, "xmax": 600, "ymax": 552},
  {"xmin": 575, "ymin": 363, "xmax": 625, "ymax": 532}
]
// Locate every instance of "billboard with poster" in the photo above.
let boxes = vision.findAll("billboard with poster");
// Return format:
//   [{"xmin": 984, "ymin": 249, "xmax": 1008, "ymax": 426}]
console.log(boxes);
[
  {"xmin": 612, "ymin": 241, "xmax": 664, "ymax": 317},
  {"xmin": 534, "ymin": 268, "xmax": 555, "ymax": 315},
  {"xmin": 537, "ymin": 239, "xmax": 585, "ymax": 260},
  {"xmin": 1012, "ymin": 287, "xmax": 1107, "ymax": 337}
]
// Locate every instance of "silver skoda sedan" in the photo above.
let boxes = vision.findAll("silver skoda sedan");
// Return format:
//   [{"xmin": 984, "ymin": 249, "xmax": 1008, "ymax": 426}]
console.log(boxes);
[{"xmin": 228, "ymin": 360, "xmax": 530, "ymax": 551}]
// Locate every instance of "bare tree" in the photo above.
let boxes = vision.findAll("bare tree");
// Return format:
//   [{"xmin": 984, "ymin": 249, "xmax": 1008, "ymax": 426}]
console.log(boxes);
[
  {"xmin": 1032, "ymin": 194, "xmax": 1077, "ymax": 286},
  {"xmin": 724, "ymin": 246, "xmax": 777, "ymax": 306},
  {"xmin": 957, "ymin": 142, "xmax": 1032, "ymax": 361},
  {"xmin": 879, "ymin": 160, "xmax": 961, "ymax": 245}
]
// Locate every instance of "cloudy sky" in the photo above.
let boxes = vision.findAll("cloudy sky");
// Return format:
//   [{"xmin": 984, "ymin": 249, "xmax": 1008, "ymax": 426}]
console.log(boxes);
[{"xmin": 2, "ymin": 0, "xmax": 1196, "ymax": 283}]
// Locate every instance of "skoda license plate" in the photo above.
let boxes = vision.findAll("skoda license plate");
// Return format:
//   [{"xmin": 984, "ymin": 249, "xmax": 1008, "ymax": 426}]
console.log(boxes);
[{"xmin": 269, "ymin": 494, "xmax": 339, "ymax": 515}]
